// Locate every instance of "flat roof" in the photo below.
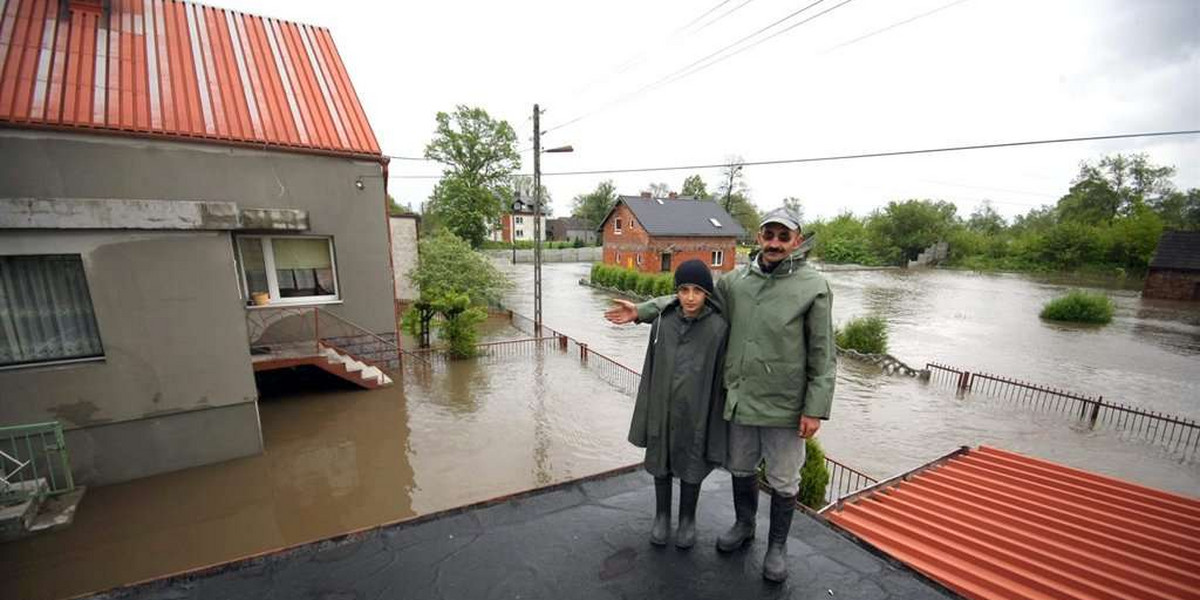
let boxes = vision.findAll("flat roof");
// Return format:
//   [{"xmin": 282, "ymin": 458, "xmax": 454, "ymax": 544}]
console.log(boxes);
[{"xmin": 84, "ymin": 466, "xmax": 957, "ymax": 600}]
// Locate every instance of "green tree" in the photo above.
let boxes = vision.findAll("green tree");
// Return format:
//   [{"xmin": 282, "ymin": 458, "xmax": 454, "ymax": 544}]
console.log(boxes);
[
  {"xmin": 424, "ymin": 106, "xmax": 521, "ymax": 247},
  {"xmin": 388, "ymin": 194, "xmax": 414, "ymax": 216},
  {"xmin": 1057, "ymin": 153, "xmax": 1177, "ymax": 224},
  {"xmin": 966, "ymin": 200, "xmax": 1005, "ymax": 235},
  {"xmin": 571, "ymin": 180, "xmax": 619, "ymax": 228},
  {"xmin": 681, "ymin": 174, "xmax": 710, "ymax": 199},
  {"xmin": 1151, "ymin": 188, "xmax": 1200, "ymax": 230},
  {"xmin": 781, "ymin": 197, "xmax": 805, "ymax": 224},
  {"xmin": 868, "ymin": 199, "xmax": 958, "ymax": 263},
  {"xmin": 645, "ymin": 182, "xmax": 673, "ymax": 198},
  {"xmin": 403, "ymin": 231, "xmax": 510, "ymax": 354}
]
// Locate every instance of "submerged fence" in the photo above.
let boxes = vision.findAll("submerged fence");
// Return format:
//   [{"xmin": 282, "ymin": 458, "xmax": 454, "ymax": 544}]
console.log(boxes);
[
  {"xmin": 1, "ymin": 421, "xmax": 74, "ymax": 504},
  {"xmin": 927, "ymin": 362, "xmax": 1199, "ymax": 459}
]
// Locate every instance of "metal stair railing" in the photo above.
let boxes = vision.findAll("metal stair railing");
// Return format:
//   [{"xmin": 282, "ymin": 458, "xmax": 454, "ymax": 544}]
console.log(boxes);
[{"xmin": 0, "ymin": 421, "xmax": 74, "ymax": 504}]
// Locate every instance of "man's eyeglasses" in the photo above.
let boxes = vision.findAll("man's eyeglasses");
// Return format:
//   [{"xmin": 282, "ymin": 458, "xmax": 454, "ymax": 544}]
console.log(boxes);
[{"xmin": 760, "ymin": 230, "xmax": 793, "ymax": 243}]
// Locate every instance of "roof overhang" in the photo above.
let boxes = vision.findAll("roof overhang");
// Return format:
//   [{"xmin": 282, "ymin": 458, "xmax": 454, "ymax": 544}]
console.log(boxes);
[{"xmin": 0, "ymin": 197, "xmax": 309, "ymax": 231}]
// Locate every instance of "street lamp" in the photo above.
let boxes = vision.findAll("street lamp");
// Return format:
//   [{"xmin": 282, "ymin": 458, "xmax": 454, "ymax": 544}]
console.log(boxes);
[{"xmin": 532, "ymin": 103, "xmax": 573, "ymax": 333}]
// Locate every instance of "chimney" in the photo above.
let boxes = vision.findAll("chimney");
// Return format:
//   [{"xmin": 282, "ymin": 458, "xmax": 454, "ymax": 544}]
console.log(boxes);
[
  {"xmin": 668, "ymin": 192, "xmax": 677, "ymax": 199},
  {"xmin": 641, "ymin": 191, "xmax": 652, "ymax": 198}
]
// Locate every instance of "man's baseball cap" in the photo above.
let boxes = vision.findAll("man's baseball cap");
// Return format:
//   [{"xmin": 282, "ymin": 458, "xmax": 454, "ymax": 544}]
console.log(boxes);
[{"xmin": 759, "ymin": 207, "xmax": 801, "ymax": 231}]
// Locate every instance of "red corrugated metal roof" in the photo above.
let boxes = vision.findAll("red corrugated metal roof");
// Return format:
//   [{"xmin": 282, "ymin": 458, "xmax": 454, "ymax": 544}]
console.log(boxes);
[
  {"xmin": 0, "ymin": 0, "xmax": 380, "ymax": 157},
  {"xmin": 822, "ymin": 446, "xmax": 1200, "ymax": 600}
]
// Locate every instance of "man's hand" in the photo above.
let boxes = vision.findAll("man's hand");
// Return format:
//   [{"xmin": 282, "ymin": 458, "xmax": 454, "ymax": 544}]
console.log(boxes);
[
  {"xmin": 799, "ymin": 416, "xmax": 821, "ymax": 438},
  {"xmin": 605, "ymin": 299, "xmax": 638, "ymax": 325}
]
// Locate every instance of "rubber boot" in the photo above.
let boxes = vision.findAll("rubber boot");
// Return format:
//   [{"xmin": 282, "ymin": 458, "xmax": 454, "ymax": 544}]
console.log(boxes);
[
  {"xmin": 675, "ymin": 481, "xmax": 701, "ymax": 549},
  {"xmin": 650, "ymin": 477, "xmax": 672, "ymax": 546},
  {"xmin": 716, "ymin": 475, "xmax": 758, "ymax": 552},
  {"xmin": 762, "ymin": 491, "xmax": 796, "ymax": 583}
]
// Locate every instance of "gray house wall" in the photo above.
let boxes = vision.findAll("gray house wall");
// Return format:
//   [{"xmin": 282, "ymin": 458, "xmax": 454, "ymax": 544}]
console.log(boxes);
[{"xmin": 0, "ymin": 129, "xmax": 395, "ymax": 485}]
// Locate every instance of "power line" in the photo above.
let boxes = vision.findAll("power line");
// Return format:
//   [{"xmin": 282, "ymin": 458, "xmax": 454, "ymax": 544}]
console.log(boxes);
[
  {"xmin": 385, "ymin": 130, "xmax": 1200, "ymax": 179},
  {"xmin": 820, "ymin": 0, "xmax": 971, "ymax": 55},
  {"xmin": 542, "ymin": 0, "xmax": 850, "ymax": 136}
]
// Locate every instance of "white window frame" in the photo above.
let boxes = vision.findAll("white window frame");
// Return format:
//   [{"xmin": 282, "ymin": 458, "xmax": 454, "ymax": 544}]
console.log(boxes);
[
  {"xmin": 712, "ymin": 250, "xmax": 724, "ymax": 267},
  {"xmin": 515, "ymin": 216, "xmax": 524, "ymax": 224},
  {"xmin": 236, "ymin": 235, "xmax": 340, "ymax": 307},
  {"xmin": 636, "ymin": 254, "xmax": 643, "ymax": 266},
  {"xmin": 614, "ymin": 218, "xmax": 623, "ymax": 234}
]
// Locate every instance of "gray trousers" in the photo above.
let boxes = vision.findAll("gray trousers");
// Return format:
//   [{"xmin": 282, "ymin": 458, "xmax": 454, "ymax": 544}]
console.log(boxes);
[{"xmin": 725, "ymin": 422, "xmax": 807, "ymax": 496}]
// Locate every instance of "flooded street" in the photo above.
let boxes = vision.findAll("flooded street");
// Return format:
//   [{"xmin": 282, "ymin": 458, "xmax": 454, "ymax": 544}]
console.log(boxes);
[
  {"xmin": 0, "ymin": 325, "xmax": 637, "ymax": 600},
  {"xmin": 498, "ymin": 261, "xmax": 1200, "ymax": 496}
]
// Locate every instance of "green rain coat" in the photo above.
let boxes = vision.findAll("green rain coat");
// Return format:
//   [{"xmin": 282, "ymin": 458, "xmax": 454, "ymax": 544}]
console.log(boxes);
[
  {"xmin": 627, "ymin": 298, "xmax": 729, "ymax": 483},
  {"xmin": 637, "ymin": 248, "xmax": 836, "ymax": 428}
]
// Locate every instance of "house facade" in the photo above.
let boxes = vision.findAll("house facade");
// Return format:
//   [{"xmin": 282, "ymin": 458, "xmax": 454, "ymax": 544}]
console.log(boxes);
[
  {"xmin": 598, "ymin": 194, "xmax": 744, "ymax": 274},
  {"xmin": 0, "ymin": 0, "xmax": 394, "ymax": 485},
  {"xmin": 1143, "ymin": 231, "xmax": 1200, "ymax": 301},
  {"xmin": 547, "ymin": 217, "xmax": 597, "ymax": 244},
  {"xmin": 489, "ymin": 209, "xmax": 546, "ymax": 243}
]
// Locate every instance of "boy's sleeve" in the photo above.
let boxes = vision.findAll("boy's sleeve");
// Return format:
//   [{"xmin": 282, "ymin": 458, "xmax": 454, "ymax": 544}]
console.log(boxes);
[
  {"xmin": 634, "ymin": 295, "xmax": 675, "ymax": 323},
  {"xmin": 802, "ymin": 281, "xmax": 836, "ymax": 420}
]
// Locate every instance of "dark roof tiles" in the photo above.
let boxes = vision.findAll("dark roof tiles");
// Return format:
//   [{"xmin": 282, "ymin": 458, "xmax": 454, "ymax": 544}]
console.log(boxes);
[
  {"xmin": 606, "ymin": 195, "xmax": 746, "ymax": 238},
  {"xmin": 1150, "ymin": 231, "xmax": 1200, "ymax": 271}
]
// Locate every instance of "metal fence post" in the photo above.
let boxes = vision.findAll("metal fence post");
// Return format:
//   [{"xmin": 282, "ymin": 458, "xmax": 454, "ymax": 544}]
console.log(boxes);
[
  {"xmin": 580, "ymin": 343, "xmax": 588, "ymax": 364},
  {"xmin": 1088, "ymin": 397, "xmax": 1102, "ymax": 429}
]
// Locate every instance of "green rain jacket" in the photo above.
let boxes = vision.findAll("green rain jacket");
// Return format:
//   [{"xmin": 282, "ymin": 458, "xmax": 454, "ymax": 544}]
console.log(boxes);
[
  {"xmin": 628, "ymin": 298, "xmax": 729, "ymax": 483},
  {"xmin": 637, "ymin": 248, "xmax": 836, "ymax": 428}
]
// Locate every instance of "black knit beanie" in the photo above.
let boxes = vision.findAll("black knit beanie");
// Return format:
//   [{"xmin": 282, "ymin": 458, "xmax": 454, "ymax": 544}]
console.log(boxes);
[{"xmin": 674, "ymin": 259, "xmax": 714, "ymax": 295}]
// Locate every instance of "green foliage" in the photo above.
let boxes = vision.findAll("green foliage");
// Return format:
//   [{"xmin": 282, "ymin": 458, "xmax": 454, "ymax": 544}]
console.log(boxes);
[
  {"xmin": 655, "ymin": 274, "xmax": 674, "ymax": 296},
  {"xmin": 1040, "ymin": 290, "xmax": 1115, "ymax": 324},
  {"xmin": 681, "ymin": 174, "xmax": 710, "ymax": 199},
  {"xmin": 571, "ymin": 180, "xmax": 619, "ymax": 229},
  {"xmin": 387, "ymin": 194, "xmax": 414, "ymax": 217},
  {"xmin": 589, "ymin": 264, "xmax": 677, "ymax": 298},
  {"xmin": 836, "ymin": 316, "xmax": 888, "ymax": 354},
  {"xmin": 408, "ymin": 230, "xmax": 511, "ymax": 306},
  {"xmin": 808, "ymin": 213, "xmax": 881, "ymax": 265},
  {"xmin": 868, "ymin": 199, "xmax": 958, "ymax": 263},
  {"xmin": 424, "ymin": 106, "xmax": 520, "ymax": 248},
  {"xmin": 636, "ymin": 272, "xmax": 656, "ymax": 296},
  {"xmin": 798, "ymin": 437, "xmax": 831, "ymax": 510},
  {"xmin": 432, "ymin": 293, "xmax": 488, "ymax": 358}
]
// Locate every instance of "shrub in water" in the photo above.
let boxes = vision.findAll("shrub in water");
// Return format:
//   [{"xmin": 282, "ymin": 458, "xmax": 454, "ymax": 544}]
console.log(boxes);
[
  {"xmin": 657, "ymin": 274, "xmax": 674, "ymax": 297},
  {"xmin": 621, "ymin": 269, "xmax": 639, "ymax": 292},
  {"xmin": 1039, "ymin": 290, "xmax": 1114, "ymax": 324},
  {"xmin": 638, "ymin": 273, "xmax": 656, "ymax": 296},
  {"xmin": 836, "ymin": 315, "xmax": 888, "ymax": 354},
  {"xmin": 590, "ymin": 263, "xmax": 601, "ymax": 283}
]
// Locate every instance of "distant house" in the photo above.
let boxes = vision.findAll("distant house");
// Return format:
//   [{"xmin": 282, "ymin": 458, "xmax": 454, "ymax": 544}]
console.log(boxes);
[
  {"xmin": 0, "ymin": 0, "xmax": 396, "ymax": 485},
  {"xmin": 489, "ymin": 207, "xmax": 546, "ymax": 243},
  {"xmin": 597, "ymin": 193, "xmax": 745, "ymax": 273},
  {"xmin": 547, "ymin": 217, "xmax": 597, "ymax": 244},
  {"xmin": 1143, "ymin": 231, "xmax": 1200, "ymax": 300}
]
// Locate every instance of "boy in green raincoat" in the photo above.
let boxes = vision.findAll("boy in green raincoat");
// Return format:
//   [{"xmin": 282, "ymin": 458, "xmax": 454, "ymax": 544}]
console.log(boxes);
[{"xmin": 627, "ymin": 259, "xmax": 729, "ymax": 549}]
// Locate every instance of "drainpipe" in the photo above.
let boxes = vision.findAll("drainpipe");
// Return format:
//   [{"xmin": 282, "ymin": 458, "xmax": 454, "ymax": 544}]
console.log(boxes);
[{"xmin": 379, "ymin": 156, "xmax": 402, "ymax": 357}]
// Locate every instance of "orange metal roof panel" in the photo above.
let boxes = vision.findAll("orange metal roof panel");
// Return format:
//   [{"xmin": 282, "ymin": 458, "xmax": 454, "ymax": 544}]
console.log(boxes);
[
  {"xmin": 0, "ymin": 0, "xmax": 380, "ymax": 157},
  {"xmin": 823, "ymin": 446, "xmax": 1200, "ymax": 600}
]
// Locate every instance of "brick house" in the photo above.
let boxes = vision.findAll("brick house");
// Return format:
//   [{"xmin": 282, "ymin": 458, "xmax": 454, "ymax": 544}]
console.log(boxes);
[
  {"xmin": 598, "ymin": 194, "xmax": 745, "ymax": 273},
  {"xmin": 1143, "ymin": 231, "xmax": 1200, "ymax": 300}
]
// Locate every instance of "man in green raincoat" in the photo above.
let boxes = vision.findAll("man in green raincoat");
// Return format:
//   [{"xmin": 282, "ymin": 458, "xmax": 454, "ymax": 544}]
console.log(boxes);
[{"xmin": 607, "ymin": 207, "xmax": 835, "ymax": 582}]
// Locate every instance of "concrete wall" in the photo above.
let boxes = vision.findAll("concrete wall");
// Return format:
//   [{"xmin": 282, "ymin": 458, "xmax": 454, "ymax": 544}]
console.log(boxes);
[
  {"xmin": 485, "ymin": 247, "xmax": 602, "ymax": 263},
  {"xmin": 390, "ymin": 216, "xmax": 419, "ymax": 302},
  {"xmin": 0, "ymin": 230, "xmax": 261, "ymax": 484},
  {"xmin": 601, "ymin": 204, "xmax": 737, "ymax": 273},
  {"xmin": 0, "ymin": 129, "xmax": 395, "ymax": 484}
]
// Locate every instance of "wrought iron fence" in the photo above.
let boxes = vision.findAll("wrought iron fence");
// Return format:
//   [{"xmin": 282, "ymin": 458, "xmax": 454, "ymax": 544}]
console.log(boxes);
[
  {"xmin": 927, "ymin": 363, "xmax": 1199, "ymax": 459},
  {"xmin": 245, "ymin": 306, "xmax": 401, "ymax": 371},
  {"xmin": 1, "ymin": 421, "xmax": 74, "ymax": 504},
  {"xmin": 824, "ymin": 456, "xmax": 878, "ymax": 505}
]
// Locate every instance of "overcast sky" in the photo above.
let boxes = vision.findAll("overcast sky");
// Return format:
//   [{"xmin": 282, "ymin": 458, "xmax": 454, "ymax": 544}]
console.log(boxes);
[{"xmin": 206, "ymin": 0, "xmax": 1198, "ymax": 222}]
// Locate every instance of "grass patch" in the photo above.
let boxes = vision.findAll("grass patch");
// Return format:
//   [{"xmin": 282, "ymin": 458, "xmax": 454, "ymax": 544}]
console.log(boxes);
[
  {"xmin": 835, "ymin": 316, "xmax": 888, "ymax": 354},
  {"xmin": 1039, "ymin": 290, "xmax": 1114, "ymax": 324}
]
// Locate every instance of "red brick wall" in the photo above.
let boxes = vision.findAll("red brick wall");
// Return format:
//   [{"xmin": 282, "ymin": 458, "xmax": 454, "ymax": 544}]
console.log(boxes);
[
  {"xmin": 1143, "ymin": 269, "xmax": 1200, "ymax": 300},
  {"xmin": 602, "ymin": 204, "xmax": 737, "ymax": 273}
]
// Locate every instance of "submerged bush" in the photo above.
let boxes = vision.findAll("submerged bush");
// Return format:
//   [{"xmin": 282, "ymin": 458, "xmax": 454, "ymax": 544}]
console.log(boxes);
[
  {"xmin": 1039, "ymin": 290, "xmax": 1114, "ymax": 324},
  {"xmin": 835, "ymin": 316, "xmax": 888, "ymax": 354}
]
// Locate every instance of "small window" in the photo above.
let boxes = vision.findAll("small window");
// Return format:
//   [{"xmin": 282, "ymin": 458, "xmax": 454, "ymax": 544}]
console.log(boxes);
[
  {"xmin": 712, "ymin": 250, "xmax": 724, "ymax": 267},
  {"xmin": 636, "ymin": 254, "xmax": 643, "ymax": 266},
  {"xmin": 516, "ymin": 216, "xmax": 524, "ymax": 224},
  {"xmin": 516, "ymin": 229, "xmax": 525, "ymax": 238},
  {"xmin": 1, "ymin": 255, "xmax": 104, "ymax": 367},
  {"xmin": 709, "ymin": 218, "xmax": 722, "ymax": 228},
  {"xmin": 237, "ymin": 236, "xmax": 338, "ymax": 306},
  {"xmin": 614, "ymin": 218, "xmax": 623, "ymax": 234}
]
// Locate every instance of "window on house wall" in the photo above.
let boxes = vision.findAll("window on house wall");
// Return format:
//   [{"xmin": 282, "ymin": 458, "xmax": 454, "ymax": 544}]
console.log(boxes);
[
  {"xmin": 615, "ymin": 218, "xmax": 622, "ymax": 234},
  {"xmin": 712, "ymin": 250, "xmax": 724, "ymax": 267},
  {"xmin": 516, "ymin": 216, "xmax": 524, "ymax": 224},
  {"xmin": 0, "ymin": 255, "xmax": 104, "ymax": 367},
  {"xmin": 237, "ymin": 236, "xmax": 338, "ymax": 306},
  {"xmin": 636, "ymin": 254, "xmax": 643, "ymax": 266},
  {"xmin": 516, "ymin": 229, "xmax": 525, "ymax": 238}
]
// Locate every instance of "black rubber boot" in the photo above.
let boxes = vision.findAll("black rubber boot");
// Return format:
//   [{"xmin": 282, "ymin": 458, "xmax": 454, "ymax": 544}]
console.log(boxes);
[
  {"xmin": 675, "ymin": 481, "xmax": 701, "ymax": 549},
  {"xmin": 762, "ymin": 491, "xmax": 796, "ymax": 583},
  {"xmin": 716, "ymin": 475, "xmax": 758, "ymax": 552},
  {"xmin": 650, "ymin": 477, "xmax": 672, "ymax": 546}
]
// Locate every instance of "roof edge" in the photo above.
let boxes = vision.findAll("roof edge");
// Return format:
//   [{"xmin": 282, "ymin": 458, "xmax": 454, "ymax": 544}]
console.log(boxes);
[{"xmin": 818, "ymin": 446, "xmax": 972, "ymax": 515}]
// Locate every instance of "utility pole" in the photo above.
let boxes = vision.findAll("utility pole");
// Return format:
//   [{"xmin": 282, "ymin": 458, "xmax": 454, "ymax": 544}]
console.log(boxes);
[{"xmin": 532, "ymin": 104, "xmax": 543, "ymax": 333}]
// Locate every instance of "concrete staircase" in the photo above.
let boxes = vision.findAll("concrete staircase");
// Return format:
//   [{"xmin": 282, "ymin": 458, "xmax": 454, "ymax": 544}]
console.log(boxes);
[{"xmin": 318, "ymin": 344, "xmax": 393, "ymax": 389}]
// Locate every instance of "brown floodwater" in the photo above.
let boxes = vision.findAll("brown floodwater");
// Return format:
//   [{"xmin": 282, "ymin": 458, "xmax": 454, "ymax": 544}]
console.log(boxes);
[
  {"xmin": 497, "ymin": 262, "xmax": 1200, "ymax": 497},
  {"xmin": 0, "ymin": 326, "xmax": 638, "ymax": 600}
]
